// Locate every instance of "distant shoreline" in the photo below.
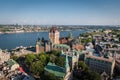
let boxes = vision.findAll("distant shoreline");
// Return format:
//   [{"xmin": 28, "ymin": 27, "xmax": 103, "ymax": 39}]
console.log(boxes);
[
  {"xmin": 0, "ymin": 29, "xmax": 86, "ymax": 34},
  {"xmin": 0, "ymin": 31, "xmax": 48, "ymax": 34}
]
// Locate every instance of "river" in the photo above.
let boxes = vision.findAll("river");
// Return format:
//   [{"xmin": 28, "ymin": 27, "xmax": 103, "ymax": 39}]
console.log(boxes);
[{"xmin": 0, "ymin": 30, "xmax": 87, "ymax": 50}]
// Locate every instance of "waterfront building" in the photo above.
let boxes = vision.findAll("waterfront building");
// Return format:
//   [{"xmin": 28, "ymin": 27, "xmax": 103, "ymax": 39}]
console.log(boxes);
[{"xmin": 36, "ymin": 26, "xmax": 84, "ymax": 53}]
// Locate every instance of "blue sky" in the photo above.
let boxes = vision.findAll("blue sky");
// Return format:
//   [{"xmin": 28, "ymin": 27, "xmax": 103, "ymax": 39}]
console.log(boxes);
[{"xmin": 0, "ymin": 0, "xmax": 120, "ymax": 25}]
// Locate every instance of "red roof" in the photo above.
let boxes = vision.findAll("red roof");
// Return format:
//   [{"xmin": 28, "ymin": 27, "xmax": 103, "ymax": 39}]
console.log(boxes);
[{"xmin": 19, "ymin": 67, "xmax": 25, "ymax": 73}]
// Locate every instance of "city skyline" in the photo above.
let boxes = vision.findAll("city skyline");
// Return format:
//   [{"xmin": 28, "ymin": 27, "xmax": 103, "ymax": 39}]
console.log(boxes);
[{"xmin": 0, "ymin": 0, "xmax": 120, "ymax": 25}]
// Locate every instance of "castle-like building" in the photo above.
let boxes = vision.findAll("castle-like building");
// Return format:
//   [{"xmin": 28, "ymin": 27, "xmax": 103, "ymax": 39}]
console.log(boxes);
[
  {"xmin": 49, "ymin": 27, "xmax": 60, "ymax": 44},
  {"xmin": 36, "ymin": 26, "xmax": 84, "ymax": 53}
]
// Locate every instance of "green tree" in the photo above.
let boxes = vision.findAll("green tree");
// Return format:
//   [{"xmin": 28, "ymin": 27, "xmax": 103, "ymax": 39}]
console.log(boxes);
[
  {"xmin": 30, "ymin": 61, "xmax": 44, "ymax": 76},
  {"xmin": 78, "ymin": 61, "xmax": 89, "ymax": 71},
  {"xmin": 49, "ymin": 54, "xmax": 56, "ymax": 63},
  {"xmin": 11, "ymin": 55, "xmax": 19, "ymax": 61},
  {"xmin": 87, "ymin": 71, "xmax": 101, "ymax": 80},
  {"xmin": 25, "ymin": 54, "xmax": 36, "ymax": 65},
  {"xmin": 51, "ymin": 50, "xmax": 60, "ymax": 56},
  {"xmin": 37, "ymin": 53, "xmax": 48, "ymax": 65},
  {"xmin": 43, "ymin": 73, "xmax": 63, "ymax": 80},
  {"xmin": 55, "ymin": 56, "xmax": 64, "ymax": 67}
]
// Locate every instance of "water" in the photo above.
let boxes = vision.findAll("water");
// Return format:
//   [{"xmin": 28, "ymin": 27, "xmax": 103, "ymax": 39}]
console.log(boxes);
[{"xmin": 0, "ymin": 30, "xmax": 87, "ymax": 50}]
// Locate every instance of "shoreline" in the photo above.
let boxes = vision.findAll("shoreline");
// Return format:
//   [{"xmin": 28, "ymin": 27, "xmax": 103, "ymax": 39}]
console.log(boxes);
[{"xmin": 0, "ymin": 29, "xmax": 86, "ymax": 34}]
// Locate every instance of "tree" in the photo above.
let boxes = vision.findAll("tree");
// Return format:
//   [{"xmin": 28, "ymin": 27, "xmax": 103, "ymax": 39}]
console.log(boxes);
[
  {"xmin": 49, "ymin": 54, "xmax": 56, "ymax": 63},
  {"xmin": 87, "ymin": 71, "xmax": 101, "ymax": 80},
  {"xmin": 11, "ymin": 55, "xmax": 19, "ymax": 61},
  {"xmin": 55, "ymin": 56, "xmax": 64, "ymax": 67},
  {"xmin": 42, "ymin": 73, "xmax": 63, "ymax": 80},
  {"xmin": 25, "ymin": 54, "xmax": 36, "ymax": 65},
  {"xmin": 78, "ymin": 61, "xmax": 89, "ymax": 71},
  {"xmin": 30, "ymin": 61, "xmax": 44, "ymax": 76},
  {"xmin": 37, "ymin": 53, "xmax": 48, "ymax": 65},
  {"xmin": 51, "ymin": 50, "xmax": 60, "ymax": 56}
]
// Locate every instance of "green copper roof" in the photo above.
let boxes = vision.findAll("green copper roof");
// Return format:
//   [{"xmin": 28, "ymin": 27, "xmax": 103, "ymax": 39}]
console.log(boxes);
[
  {"xmin": 54, "ymin": 44, "xmax": 70, "ymax": 49},
  {"xmin": 44, "ymin": 62, "xmax": 65, "ymax": 78},
  {"xmin": 7, "ymin": 59, "xmax": 18, "ymax": 67},
  {"xmin": 64, "ymin": 55, "xmax": 69, "ymax": 68}
]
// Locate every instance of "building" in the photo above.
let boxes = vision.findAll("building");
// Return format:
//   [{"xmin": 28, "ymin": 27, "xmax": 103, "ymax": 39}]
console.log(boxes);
[
  {"xmin": 36, "ymin": 27, "xmax": 84, "ymax": 53},
  {"xmin": 44, "ymin": 55, "xmax": 72, "ymax": 80},
  {"xmin": 53, "ymin": 44, "xmax": 70, "ymax": 51},
  {"xmin": 61, "ymin": 50, "xmax": 79, "ymax": 70},
  {"xmin": 0, "ymin": 49, "xmax": 10, "ymax": 64},
  {"xmin": 49, "ymin": 26, "xmax": 60, "ymax": 44},
  {"xmin": 3, "ymin": 59, "xmax": 19, "ymax": 72},
  {"xmin": 84, "ymin": 53, "xmax": 115, "ymax": 78},
  {"xmin": 36, "ymin": 38, "xmax": 52, "ymax": 53},
  {"xmin": 104, "ymin": 48, "xmax": 120, "ymax": 59},
  {"xmin": 0, "ymin": 60, "xmax": 35, "ymax": 80}
]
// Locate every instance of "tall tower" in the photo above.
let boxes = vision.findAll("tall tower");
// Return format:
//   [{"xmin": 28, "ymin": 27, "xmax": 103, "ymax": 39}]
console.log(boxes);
[{"xmin": 49, "ymin": 26, "xmax": 59, "ymax": 44}]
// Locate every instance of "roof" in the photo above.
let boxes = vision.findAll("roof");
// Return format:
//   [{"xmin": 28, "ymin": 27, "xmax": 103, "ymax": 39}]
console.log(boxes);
[
  {"xmin": 86, "ymin": 55, "xmax": 114, "ymax": 63},
  {"xmin": 86, "ymin": 49, "xmax": 95, "ymax": 52},
  {"xmin": 19, "ymin": 67, "xmax": 25, "ymax": 73},
  {"xmin": 50, "ymin": 26, "xmax": 58, "ymax": 33},
  {"xmin": 61, "ymin": 50, "xmax": 79, "ymax": 57},
  {"xmin": 44, "ymin": 62, "xmax": 65, "ymax": 78},
  {"xmin": 7, "ymin": 59, "xmax": 18, "ymax": 67},
  {"xmin": 54, "ymin": 44, "xmax": 70, "ymax": 49}
]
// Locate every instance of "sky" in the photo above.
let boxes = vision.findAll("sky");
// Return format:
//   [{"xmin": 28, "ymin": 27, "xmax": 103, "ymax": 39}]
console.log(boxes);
[{"xmin": 0, "ymin": 0, "xmax": 120, "ymax": 25}]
